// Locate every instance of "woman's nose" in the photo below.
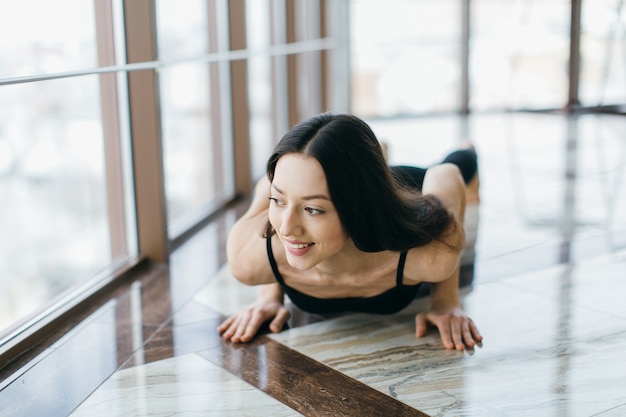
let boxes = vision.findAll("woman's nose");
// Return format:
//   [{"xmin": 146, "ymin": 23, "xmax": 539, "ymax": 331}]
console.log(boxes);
[{"xmin": 279, "ymin": 207, "xmax": 301, "ymax": 236}]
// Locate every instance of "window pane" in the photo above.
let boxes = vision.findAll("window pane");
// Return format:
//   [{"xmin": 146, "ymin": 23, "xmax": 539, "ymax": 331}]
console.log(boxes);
[
  {"xmin": 579, "ymin": 0, "xmax": 626, "ymax": 106},
  {"xmin": 0, "ymin": 1, "xmax": 97, "ymax": 78},
  {"xmin": 0, "ymin": 76, "xmax": 116, "ymax": 330},
  {"xmin": 471, "ymin": 0, "xmax": 570, "ymax": 110},
  {"xmin": 296, "ymin": 52, "xmax": 324, "ymax": 118},
  {"xmin": 155, "ymin": 0, "xmax": 209, "ymax": 61},
  {"xmin": 351, "ymin": 0, "xmax": 461, "ymax": 116},
  {"xmin": 247, "ymin": 0, "xmax": 275, "ymax": 180},
  {"xmin": 160, "ymin": 63, "xmax": 218, "ymax": 229}
]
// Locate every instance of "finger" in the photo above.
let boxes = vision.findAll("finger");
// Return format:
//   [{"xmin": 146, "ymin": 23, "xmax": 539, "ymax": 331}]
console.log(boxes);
[
  {"xmin": 231, "ymin": 310, "xmax": 252, "ymax": 343},
  {"xmin": 436, "ymin": 319, "xmax": 455, "ymax": 350},
  {"xmin": 450, "ymin": 316, "xmax": 465, "ymax": 351},
  {"xmin": 461, "ymin": 321, "xmax": 476, "ymax": 348},
  {"xmin": 221, "ymin": 315, "xmax": 241, "ymax": 341},
  {"xmin": 415, "ymin": 313, "xmax": 428, "ymax": 338},
  {"xmin": 240, "ymin": 310, "xmax": 267, "ymax": 342},
  {"xmin": 217, "ymin": 315, "xmax": 236, "ymax": 333},
  {"xmin": 270, "ymin": 308, "xmax": 291, "ymax": 333},
  {"xmin": 469, "ymin": 320, "xmax": 483, "ymax": 343}
]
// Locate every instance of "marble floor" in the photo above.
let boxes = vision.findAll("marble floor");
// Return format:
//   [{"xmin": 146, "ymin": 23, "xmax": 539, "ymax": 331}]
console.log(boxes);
[{"xmin": 1, "ymin": 112, "xmax": 626, "ymax": 416}]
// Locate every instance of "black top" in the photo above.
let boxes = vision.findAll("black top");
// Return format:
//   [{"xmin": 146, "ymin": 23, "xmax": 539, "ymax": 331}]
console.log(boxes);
[{"xmin": 266, "ymin": 236, "xmax": 422, "ymax": 315}]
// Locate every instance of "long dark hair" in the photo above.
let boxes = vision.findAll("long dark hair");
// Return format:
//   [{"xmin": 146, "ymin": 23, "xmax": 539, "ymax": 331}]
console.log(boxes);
[{"xmin": 265, "ymin": 113, "xmax": 457, "ymax": 252}]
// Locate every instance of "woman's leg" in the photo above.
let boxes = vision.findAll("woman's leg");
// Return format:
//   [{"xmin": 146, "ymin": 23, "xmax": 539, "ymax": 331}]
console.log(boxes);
[
  {"xmin": 391, "ymin": 147, "xmax": 479, "ymax": 200},
  {"xmin": 441, "ymin": 148, "xmax": 478, "ymax": 186},
  {"xmin": 441, "ymin": 146, "xmax": 480, "ymax": 285}
]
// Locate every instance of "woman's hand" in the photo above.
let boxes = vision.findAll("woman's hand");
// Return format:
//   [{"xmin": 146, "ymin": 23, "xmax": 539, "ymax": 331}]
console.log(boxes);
[
  {"xmin": 415, "ymin": 306, "xmax": 482, "ymax": 350},
  {"xmin": 217, "ymin": 299, "xmax": 290, "ymax": 343}
]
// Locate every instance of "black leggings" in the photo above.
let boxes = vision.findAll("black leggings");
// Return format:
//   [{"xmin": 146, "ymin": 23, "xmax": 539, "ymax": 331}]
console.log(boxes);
[{"xmin": 391, "ymin": 148, "xmax": 478, "ymax": 191}]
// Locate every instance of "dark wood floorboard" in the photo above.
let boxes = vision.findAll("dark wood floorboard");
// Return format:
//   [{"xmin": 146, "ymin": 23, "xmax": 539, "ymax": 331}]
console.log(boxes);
[{"xmin": 200, "ymin": 335, "xmax": 429, "ymax": 417}]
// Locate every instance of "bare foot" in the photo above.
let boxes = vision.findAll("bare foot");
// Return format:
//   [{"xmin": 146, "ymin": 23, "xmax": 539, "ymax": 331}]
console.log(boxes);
[
  {"xmin": 460, "ymin": 139, "xmax": 480, "ymax": 204},
  {"xmin": 466, "ymin": 172, "xmax": 480, "ymax": 204},
  {"xmin": 380, "ymin": 141, "xmax": 389, "ymax": 163}
]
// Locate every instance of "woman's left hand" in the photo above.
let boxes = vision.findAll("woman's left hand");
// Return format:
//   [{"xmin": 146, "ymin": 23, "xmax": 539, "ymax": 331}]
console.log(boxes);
[{"xmin": 415, "ymin": 307, "xmax": 482, "ymax": 350}]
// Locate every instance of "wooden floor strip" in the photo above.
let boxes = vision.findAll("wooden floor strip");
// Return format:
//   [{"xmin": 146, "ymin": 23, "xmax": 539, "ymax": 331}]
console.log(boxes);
[{"xmin": 200, "ymin": 335, "xmax": 428, "ymax": 417}]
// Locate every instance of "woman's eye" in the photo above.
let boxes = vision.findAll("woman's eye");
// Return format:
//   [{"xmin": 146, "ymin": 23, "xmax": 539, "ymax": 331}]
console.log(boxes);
[
  {"xmin": 269, "ymin": 197, "xmax": 284, "ymax": 206},
  {"xmin": 305, "ymin": 207, "xmax": 324, "ymax": 215}
]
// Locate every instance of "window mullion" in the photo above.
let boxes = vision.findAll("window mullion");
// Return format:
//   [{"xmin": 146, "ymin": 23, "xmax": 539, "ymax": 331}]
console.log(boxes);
[
  {"xmin": 228, "ymin": 0, "xmax": 253, "ymax": 195},
  {"xmin": 95, "ymin": 0, "xmax": 128, "ymax": 260},
  {"xmin": 124, "ymin": 0, "xmax": 169, "ymax": 262}
]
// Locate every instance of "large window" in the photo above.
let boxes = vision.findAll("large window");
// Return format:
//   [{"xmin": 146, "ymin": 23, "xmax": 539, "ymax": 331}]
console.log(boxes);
[
  {"xmin": 350, "ymin": 0, "xmax": 626, "ymax": 117},
  {"xmin": 0, "ymin": 1, "xmax": 136, "ymax": 336},
  {"xmin": 0, "ymin": 0, "xmax": 342, "ymax": 356}
]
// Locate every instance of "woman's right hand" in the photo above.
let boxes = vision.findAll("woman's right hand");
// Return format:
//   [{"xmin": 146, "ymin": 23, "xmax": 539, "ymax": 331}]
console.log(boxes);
[{"xmin": 217, "ymin": 300, "xmax": 291, "ymax": 343}]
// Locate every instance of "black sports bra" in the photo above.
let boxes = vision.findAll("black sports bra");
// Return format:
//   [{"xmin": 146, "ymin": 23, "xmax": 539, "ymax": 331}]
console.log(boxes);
[{"xmin": 266, "ymin": 236, "xmax": 422, "ymax": 315}]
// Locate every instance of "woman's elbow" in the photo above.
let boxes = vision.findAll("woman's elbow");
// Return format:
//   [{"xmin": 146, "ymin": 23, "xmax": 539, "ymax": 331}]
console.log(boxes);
[
  {"xmin": 225, "ymin": 247, "xmax": 246, "ymax": 281},
  {"xmin": 226, "ymin": 247, "xmax": 267, "ymax": 286},
  {"xmin": 226, "ymin": 258, "xmax": 261, "ymax": 285},
  {"xmin": 226, "ymin": 242, "xmax": 252, "ymax": 285},
  {"xmin": 432, "ymin": 249, "xmax": 462, "ymax": 283}
]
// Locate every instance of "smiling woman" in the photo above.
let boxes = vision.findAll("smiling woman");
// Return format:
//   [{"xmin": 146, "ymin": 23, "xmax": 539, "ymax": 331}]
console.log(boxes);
[
  {"xmin": 218, "ymin": 113, "xmax": 482, "ymax": 351},
  {"xmin": 268, "ymin": 154, "xmax": 347, "ymax": 271}
]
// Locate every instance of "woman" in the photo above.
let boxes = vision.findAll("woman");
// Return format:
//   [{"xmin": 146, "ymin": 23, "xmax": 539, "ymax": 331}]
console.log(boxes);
[{"xmin": 218, "ymin": 113, "xmax": 482, "ymax": 351}]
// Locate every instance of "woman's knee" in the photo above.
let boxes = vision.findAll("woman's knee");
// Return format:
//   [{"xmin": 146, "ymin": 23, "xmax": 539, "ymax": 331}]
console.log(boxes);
[{"xmin": 441, "ymin": 149, "xmax": 477, "ymax": 184}]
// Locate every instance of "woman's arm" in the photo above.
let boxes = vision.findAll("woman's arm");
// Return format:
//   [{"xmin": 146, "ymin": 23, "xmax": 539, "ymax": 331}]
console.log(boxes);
[
  {"xmin": 409, "ymin": 164, "xmax": 483, "ymax": 350},
  {"xmin": 404, "ymin": 163, "xmax": 466, "ymax": 283},
  {"xmin": 226, "ymin": 176, "xmax": 277, "ymax": 285},
  {"xmin": 220, "ymin": 178, "xmax": 291, "ymax": 343}
]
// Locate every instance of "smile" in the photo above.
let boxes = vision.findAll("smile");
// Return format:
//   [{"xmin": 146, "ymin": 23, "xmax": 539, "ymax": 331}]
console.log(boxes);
[{"xmin": 285, "ymin": 241, "xmax": 314, "ymax": 249}]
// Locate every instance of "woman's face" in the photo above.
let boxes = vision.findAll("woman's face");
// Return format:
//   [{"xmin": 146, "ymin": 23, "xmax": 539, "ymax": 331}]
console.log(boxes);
[{"xmin": 269, "ymin": 153, "xmax": 349, "ymax": 270}]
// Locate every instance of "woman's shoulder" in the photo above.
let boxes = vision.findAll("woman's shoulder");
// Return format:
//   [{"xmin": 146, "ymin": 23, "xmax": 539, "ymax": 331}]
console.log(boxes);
[
  {"xmin": 226, "ymin": 178, "xmax": 276, "ymax": 285},
  {"xmin": 403, "ymin": 241, "xmax": 461, "ymax": 284},
  {"xmin": 227, "ymin": 226, "xmax": 275, "ymax": 285}
]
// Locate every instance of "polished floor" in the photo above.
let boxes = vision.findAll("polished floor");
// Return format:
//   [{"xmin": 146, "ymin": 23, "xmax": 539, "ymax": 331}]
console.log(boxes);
[{"xmin": 1, "ymin": 112, "xmax": 626, "ymax": 416}]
